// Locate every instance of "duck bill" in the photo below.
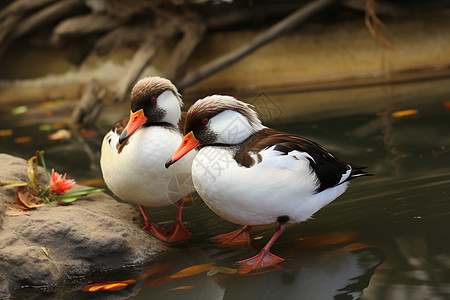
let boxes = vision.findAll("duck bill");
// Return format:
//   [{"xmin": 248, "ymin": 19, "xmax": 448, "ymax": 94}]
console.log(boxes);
[
  {"xmin": 119, "ymin": 109, "xmax": 148, "ymax": 144},
  {"xmin": 165, "ymin": 131, "xmax": 200, "ymax": 168}
]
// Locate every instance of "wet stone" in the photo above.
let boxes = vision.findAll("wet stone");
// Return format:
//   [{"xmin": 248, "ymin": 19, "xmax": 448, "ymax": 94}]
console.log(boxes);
[{"xmin": 0, "ymin": 153, "xmax": 169, "ymax": 297}]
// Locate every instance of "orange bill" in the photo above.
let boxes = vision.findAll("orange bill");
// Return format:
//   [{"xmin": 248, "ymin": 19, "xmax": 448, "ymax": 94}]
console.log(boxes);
[
  {"xmin": 119, "ymin": 109, "xmax": 148, "ymax": 144},
  {"xmin": 165, "ymin": 131, "xmax": 200, "ymax": 168}
]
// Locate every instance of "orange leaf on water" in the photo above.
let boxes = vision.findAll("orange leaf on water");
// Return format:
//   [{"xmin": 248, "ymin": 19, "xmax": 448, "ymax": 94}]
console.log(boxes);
[
  {"xmin": 80, "ymin": 129, "xmax": 98, "ymax": 138},
  {"xmin": 216, "ymin": 266, "xmax": 239, "ymax": 275},
  {"xmin": 0, "ymin": 129, "xmax": 13, "ymax": 136},
  {"xmin": 443, "ymin": 101, "xmax": 450, "ymax": 110},
  {"xmin": 14, "ymin": 136, "xmax": 32, "ymax": 143},
  {"xmin": 83, "ymin": 279, "xmax": 136, "ymax": 292},
  {"xmin": 296, "ymin": 231, "xmax": 359, "ymax": 248},
  {"xmin": 139, "ymin": 264, "xmax": 171, "ymax": 280},
  {"xmin": 321, "ymin": 242, "xmax": 374, "ymax": 260},
  {"xmin": 167, "ymin": 285, "xmax": 198, "ymax": 291},
  {"xmin": 169, "ymin": 263, "xmax": 216, "ymax": 279},
  {"xmin": 52, "ymin": 122, "xmax": 68, "ymax": 130},
  {"xmin": 391, "ymin": 109, "xmax": 419, "ymax": 118},
  {"xmin": 144, "ymin": 276, "xmax": 174, "ymax": 288}
]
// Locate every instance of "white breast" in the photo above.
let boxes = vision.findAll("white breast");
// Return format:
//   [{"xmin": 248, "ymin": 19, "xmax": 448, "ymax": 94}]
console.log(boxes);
[
  {"xmin": 191, "ymin": 146, "xmax": 349, "ymax": 226},
  {"xmin": 100, "ymin": 126, "xmax": 196, "ymax": 207}
]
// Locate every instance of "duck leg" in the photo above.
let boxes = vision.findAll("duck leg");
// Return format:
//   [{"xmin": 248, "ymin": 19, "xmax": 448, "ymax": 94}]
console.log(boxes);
[
  {"xmin": 139, "ymin": 205, "xmax": 169, "ymax": 241},
  {"xmin": 211, "ymin": 225, "xmax": 252, "ymax": 247},
  {"xmin": 237, "ymin": 223, "xmax": 286, "ymax": 273},
  {"xmin": 166, "ymin": 198, "xmax": 193, "ymax": 242}
]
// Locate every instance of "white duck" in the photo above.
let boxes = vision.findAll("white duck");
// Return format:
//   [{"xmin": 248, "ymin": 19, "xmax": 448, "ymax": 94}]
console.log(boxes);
[
  {"xmin": 166, "ymin": 95, "xmax": 369, "ymax": 270},
  {"xmin": 100, "ymin": 76, "xmax": 196, "ymax": 242}
]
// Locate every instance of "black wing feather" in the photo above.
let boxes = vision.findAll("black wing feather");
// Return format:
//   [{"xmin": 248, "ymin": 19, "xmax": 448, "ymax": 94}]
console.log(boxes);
[{"xmin": 235, "ymin": 129, "xmax": 369, "ymax": 192}]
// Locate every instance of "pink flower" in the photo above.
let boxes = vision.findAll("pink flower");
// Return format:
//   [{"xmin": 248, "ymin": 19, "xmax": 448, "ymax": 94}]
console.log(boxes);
[{"xmin": 49, "ymin": 169, "xmax": 75, "ymax": 194}]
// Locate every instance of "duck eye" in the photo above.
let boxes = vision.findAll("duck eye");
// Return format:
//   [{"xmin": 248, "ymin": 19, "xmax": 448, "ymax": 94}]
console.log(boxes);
[
  {"xmin": 201, "ymin": 118, "xmax": 209, "ymax": 125},
  {"xmin": 151, "ymin": 97, "xmax": 157, "ymax": 103}
]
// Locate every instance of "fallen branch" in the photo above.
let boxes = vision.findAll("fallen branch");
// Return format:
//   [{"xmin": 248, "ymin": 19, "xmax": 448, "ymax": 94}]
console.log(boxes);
[
  {"xmin": 177, "ymin": 0, "xmax": 336, "ymax": 89},
  {"xmin": 52, "ymin": 13, "xmax": 126, "ymax": 45},
  {"xmin": 165, "ymin": 19, "xmax": 206, "ymax": 84},
  {"xmin": 0, "ymin": 0, "xmax": 56, "ymax": 21},
  {"xmin": 113, "ymin": 19, "xmax": 179, "ymax": 103},
  {"xmin": 13, "ymin": 0, "xmax": 84, "ymax": 39},
  {"xmin": 70, "ymin": 80, "xmax": 106, "ymax": 128},
  {"xmin": 365, "ymin": 0, "xmax": 393, "ymax": 49}
]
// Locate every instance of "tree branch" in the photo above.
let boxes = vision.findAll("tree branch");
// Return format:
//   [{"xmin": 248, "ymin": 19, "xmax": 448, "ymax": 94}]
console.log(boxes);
[
  {"xmin": 165, "ymin": 19, "xmax": 206, "ymax": 84},
  {"xmin": 177, "ymin": 0, "xmax": 336, "ymax": 89}
]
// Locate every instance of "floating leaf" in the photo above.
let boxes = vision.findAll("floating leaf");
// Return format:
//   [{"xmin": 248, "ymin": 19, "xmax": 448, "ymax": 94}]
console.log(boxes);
[
  {"xmin": 83, "ymin": 279, "xmax": 136, "ymax": 292},
  {"xmin": 144, "ymin": 276, "xmax": 173, "ymax": 288},
  {"xmin": 217, "ymin": 266, "xmax": 238, "ymax": 274},
  {"xmin": 139, "ymin": 264, "xmax": 171, "ymax": 280},
  {"xmin": 39, "ymin": 124, "xmax": 52, "ymax": 132},
  {"xmin": 206, "ymin": 269, "xmax": 219, "ymax": 276},
  {"xmin": 80, "ymin": 129, "xmax": 98, "ymax": 138},
  {"xmin": 296, "ymin": 231, "xmax": 358, "ymax": 248},
  {"xmin": 52, "ymin": 122, "xmax": 67, "ymax": 130},
  {"xmin": 11, "ymin": 105, "xmax": 27, "ymax": 115},
  {"xmin": 0, "ymin": 129, "xmax": 13, "ymax": 136},
  {"xmin": 169, "ymin": 263, "xmax": 216, "ymax": 279},
  {"xmin": 48, "ymin": 129, "xmax": 71, "ymax": 141},
  {"xmin": 167, "ymin": 285, "xmax": 197, "ymax": 291},
  {"xmin": 391, "ymin": 109, "xmax": 419, "ymax": 118},
  {"xmin": 320, "ymin": 243, "xmax": 374, "ymax": 260},
  {"xmin": 14, "ymin": 136, "xmax": 32, "ymax": 143},
  {"xmin": 444, "ymin": 101, "xmax": 450, "ymax": 110}
]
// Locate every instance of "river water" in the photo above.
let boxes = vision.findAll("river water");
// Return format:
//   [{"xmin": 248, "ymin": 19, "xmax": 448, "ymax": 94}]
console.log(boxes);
[{"xmin": 0, "ymin": 77, "xmax": 449, "ymax": 299}]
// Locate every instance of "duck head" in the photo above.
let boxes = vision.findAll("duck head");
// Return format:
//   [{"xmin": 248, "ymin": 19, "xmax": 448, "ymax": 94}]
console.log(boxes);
[
  {"xmin": 119, "ymin": 76, "xmax": 183, "ymax": 144},
  {"xmin": 166, "ymin": 95, "xmax": 265, "ymax": 168}
]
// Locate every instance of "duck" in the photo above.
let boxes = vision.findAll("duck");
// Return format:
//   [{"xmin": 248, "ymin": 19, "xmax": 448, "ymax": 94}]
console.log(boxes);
[
  {"xmin": 165, "ymin": 95, "xmax": 369, "ymax": 270},
  {"xmin": 100, "ymin": 76, "xmax": 196, "ymax": 242}
]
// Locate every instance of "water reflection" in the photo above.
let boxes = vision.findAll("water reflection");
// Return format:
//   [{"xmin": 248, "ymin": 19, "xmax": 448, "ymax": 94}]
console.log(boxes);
[
  {"xmin": 221, "ymin": 248, "xmax": 383, "ymax": 300},
  {"xmin": 74, "ymin": 237, "xmax": 383, "ymax": 300},
  {"xmin": 1, "ymin": 79, "xmax": 450, "ymax": 299}
]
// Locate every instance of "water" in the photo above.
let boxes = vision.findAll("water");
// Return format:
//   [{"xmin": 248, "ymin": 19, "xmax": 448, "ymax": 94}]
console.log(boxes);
[{"xmin": 1, "ymin": 77, "xmax": 449, "ymax": 299}]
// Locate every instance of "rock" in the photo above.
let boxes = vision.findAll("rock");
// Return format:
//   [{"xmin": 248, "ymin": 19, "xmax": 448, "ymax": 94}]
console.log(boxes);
[{"xmin": 0, "ymin": 153, "xmax": 169, "ymax": 297}]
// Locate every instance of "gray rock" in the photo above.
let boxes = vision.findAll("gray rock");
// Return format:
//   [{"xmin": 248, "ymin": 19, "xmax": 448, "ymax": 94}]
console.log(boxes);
[{"xmin": 0, "ymin": 153, "xmax": 169, "ymax": 297}]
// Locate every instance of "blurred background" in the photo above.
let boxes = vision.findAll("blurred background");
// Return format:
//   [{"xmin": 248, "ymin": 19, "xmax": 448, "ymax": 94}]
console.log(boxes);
[
  {"xmin": 1, "ymin": 0, "xmax": 449, "ymax": 123},
  {"xmin": 1, "ymin": 0, "xmax": 450, "ymax": 299}
]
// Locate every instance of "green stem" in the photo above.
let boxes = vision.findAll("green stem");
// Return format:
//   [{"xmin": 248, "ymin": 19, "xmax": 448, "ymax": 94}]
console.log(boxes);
[
  {"xmin": 38, "ymin": 151, "xmax": 50, "ymax": 182},
  {"xmin": 62, "ymin": 188, "xmax": 104, "ymax": 196},
  {"xmin": 39, "ymin": 186, "xmax": 50, "ymax": 198}
]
